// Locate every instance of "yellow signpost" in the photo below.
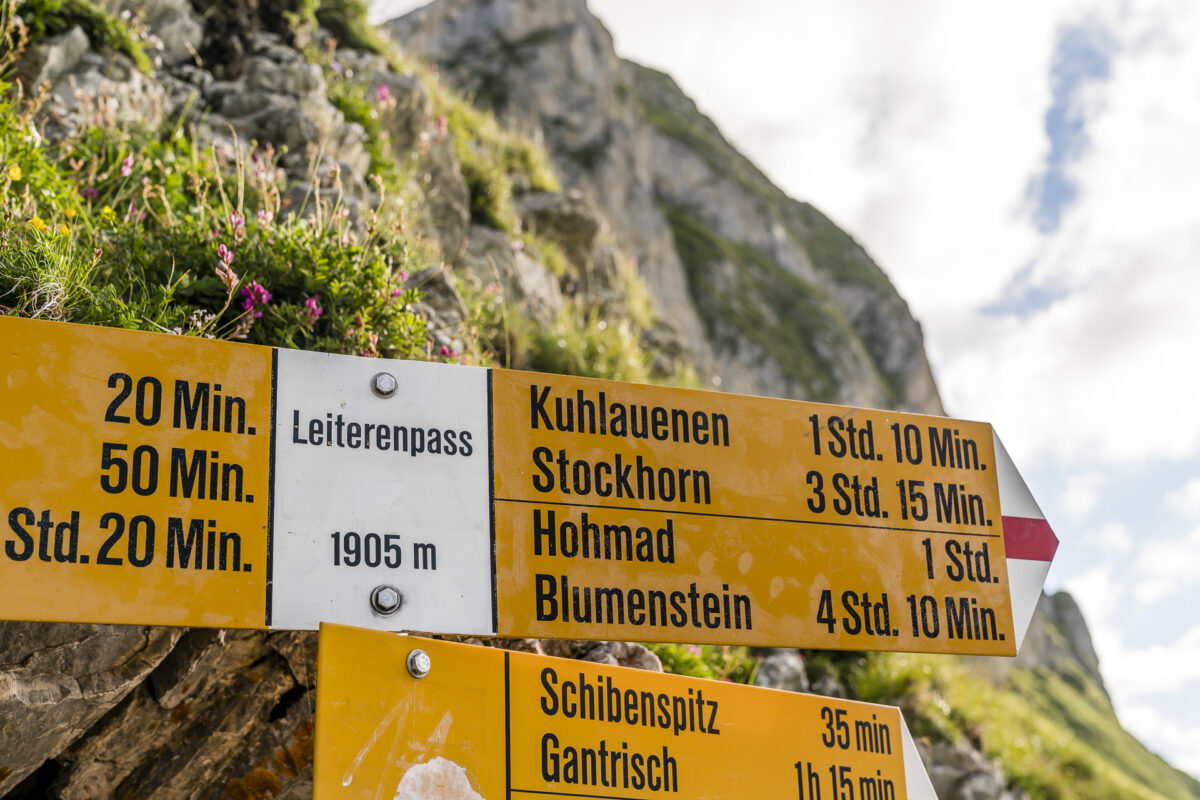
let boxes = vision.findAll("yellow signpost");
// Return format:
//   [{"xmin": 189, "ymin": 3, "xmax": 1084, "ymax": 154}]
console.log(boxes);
[
  {"xmin": 314, "ymin": 623, "xmax": 936, "ymax": 800},
  {"xmin": 4, "ymin": 315, "xmax": 1051, "ymax": 799},
  {"xmin": 492, "ymin": 371, "xmax": 1020, "ymax": 655},
  {"xmin": 0, "ymin": 317, "xmax": 274, "ymax": 627},
  {"xmin": 1, "ymin": 316, "xmax": 1056, "ymax": 656}
]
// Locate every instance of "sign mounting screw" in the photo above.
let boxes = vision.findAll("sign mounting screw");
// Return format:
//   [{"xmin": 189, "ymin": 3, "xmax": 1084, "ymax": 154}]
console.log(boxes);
[
  {"xmin": 407, "ymin": 649, "xmax": 431, "ymax": 679},
  {"xmin": 371, "ymin": 372, "xmax": 398, "ymax": 398},
  {"xmin": 370, "ymin": 585, "xmax": 403, "ymax": 615}
]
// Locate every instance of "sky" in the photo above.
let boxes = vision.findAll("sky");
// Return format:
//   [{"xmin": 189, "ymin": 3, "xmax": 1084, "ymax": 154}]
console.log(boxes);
[{"xmin": 371, "ymin": 0, "xmax": 1200, "ymax": 777}]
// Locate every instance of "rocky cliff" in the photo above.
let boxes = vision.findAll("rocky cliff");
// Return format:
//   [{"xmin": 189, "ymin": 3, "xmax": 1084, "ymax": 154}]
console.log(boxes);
[{"xmin": 391, "ymin": 0, "xmax": 942, "ymax": 411}]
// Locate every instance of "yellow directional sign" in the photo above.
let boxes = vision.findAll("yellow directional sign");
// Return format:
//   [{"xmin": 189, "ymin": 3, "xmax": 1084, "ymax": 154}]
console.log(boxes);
[
  {"xmin": 1, "ymin": 317, "xmax": 273, "ymax": 627},
  {"xmin": 314, "ymin": 624, "xmax": 936, "ymax": 799},
  {"xmin": 1, "ymin": 316, "xmax": 1057, "ymax": 655},
  {"xmin": 492, "ymin": 371, "xmax": 1024, "ymax": 655}
]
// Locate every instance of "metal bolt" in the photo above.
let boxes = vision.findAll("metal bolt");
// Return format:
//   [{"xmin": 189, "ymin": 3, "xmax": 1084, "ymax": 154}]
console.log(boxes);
[
  {"xmin": 407, "ymin": 648, "xmax": 432, "ymax": 679},
  {"xmin": 371, "ymin": 372, "xmax": 398, "ymax": 398},
  {"xmin": 370, "ymin": 585, "xmax": 403, "ymax": 615}
]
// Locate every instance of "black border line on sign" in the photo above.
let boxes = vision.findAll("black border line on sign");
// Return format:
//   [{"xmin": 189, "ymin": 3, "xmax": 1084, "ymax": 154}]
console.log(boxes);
[
  {"xmin": 493, "ymin": 496, "xmax": 1001, "ymax": 538},
  {"xmin": 505, "ymin": 650, "xmax": 512, "ymax": 800},
  {"xmin": 265, "ymin": 347, "xmax": 278, "ymax": 626},
  {"xmin": 510, "ymin": 791, "xmax": 645, "ymax": 799},
  {"xmin": 489, "ymin": 369, "xmax": 499, "ymax": 634}
]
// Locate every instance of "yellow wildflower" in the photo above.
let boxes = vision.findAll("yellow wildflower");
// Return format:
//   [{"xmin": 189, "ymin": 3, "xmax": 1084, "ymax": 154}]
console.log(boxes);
[
  {"xmin": 58, "ymin": 224, "xmax": 71, "ymax": 235},
  {"xmin": 101, "ymin": 205, "xmax": 115, "ymax": 220},
  {"xmin": 28, "ymin": 216, "xmax": 48, "ymax": 232},
  {"xmin": 7, "ymin": 165, "xmax": 21, "ymax": 181},
  {"xmin": 64, "ymin": 208, "xmax": 76, "ymax": 218}
]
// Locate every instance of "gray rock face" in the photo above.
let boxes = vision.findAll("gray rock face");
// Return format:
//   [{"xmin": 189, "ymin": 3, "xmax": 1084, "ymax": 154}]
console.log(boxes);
[
  {"xmin": 203, "ymin": 36, "xmax": 370, "ymax": 182},
  {"xmin": 392, "ymin": 0, "xmax": 714, "ymax": 373},
  {"xmin": 752, "ymin": 649, "xmax": 810, "ymax": 694},
  {"xmin": 45, "ymin": 630, "xmax": 316, "ymax": 800},
  {"xmin": 389, "ymin": 0, "xmax": 943, "ymax": 412},
  {"xmin": 20, "ymin": 25, "xmax": 90, "ymax": 87},
  {"xmin": 0, "ymin": 622, "xmax": 183, "ymax": 794},
  {"xmin": 120, "ymin": 0, "xmax": 204, "ymax": 66},
  {"xmin": 541, "ymin": 640, "xmax": 663, "ymax": 672},
  {"xmin": 920, "ymin": 740, "xmax": 1032, "ymax": 800},
  {"xmin": 1017, "ymin": 591, "xmax": 1104, "ymax": 685},
  {"xmin": 516, "ymin": 190, "xmax": 601, "ymax": 270},
  {"xmin": 458, "ymin": 223, "xmax": 564, "ymax": 324},
  {"xmin": 23, "ymin": 30, "xmax": 168, "ymax": 135}
]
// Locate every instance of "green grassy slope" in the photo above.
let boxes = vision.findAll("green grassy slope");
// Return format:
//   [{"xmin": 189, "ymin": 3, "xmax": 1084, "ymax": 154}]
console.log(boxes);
[{"xmin": 852, "ymin": 652, "xmax": 1200, "ymax": 800}]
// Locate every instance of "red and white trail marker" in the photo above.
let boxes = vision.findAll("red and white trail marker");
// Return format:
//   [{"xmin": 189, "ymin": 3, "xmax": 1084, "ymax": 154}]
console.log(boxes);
[{"xmin": 994, "ymin": 434, "xmax": 1059, "ymax": 647}]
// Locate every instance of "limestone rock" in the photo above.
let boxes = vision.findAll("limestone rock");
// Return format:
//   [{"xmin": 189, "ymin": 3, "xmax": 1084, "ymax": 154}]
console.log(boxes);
[
  {"xmin": 456, "ymin": 224, "xmax": 564, "ymax": 324},
  {"xmin": 19, "ymin": 26, "xmax": 90, "ymax": 88},
  {"xmin": 516, "ymin": 190, "xmax": 601, "ymax": 271},
  {"xmin": 1016, "ymin": 591, "xmax": 1104, "ymax": 685},
  {"xmin": 809, "ymin": 673, "xmax": 848, "ymax": 699},
  {"xmin": 407, "ymin": 265, "xmax": 471, "ymax": 354},
  {"xmin": 390, "ymin": 0, "xmax": 944, "ymax": 412},
  {"xmin": 920, "ymin": 740, "xmax": 1031, "ymax": 800},
  {"xmin": 119, "ymin": 0, "xmax": 204, "ymax": 66},
  {"xmin": 415, "ymin": 135, "xmax": 473, "ymax": 261},
  {"xmin": 39, "ymin": 48, "xmax": 167, "ymax": 135},
  {"xmin": 752, "ymin": 649, "xmax": 810, "ymax": 694},
  {"xmin": 541, "ymin": 640, "xmax": 663, "ymax": 672},
  {"xmin": 45, "ymin": 630, "xmax": 316, "ymax": 799},
  {"xmin": 392, "ymin": 0, "xmax": 712, "ymax": 370},
  {"xmin": 0, "ymin": 622, "xmax": 184, "ymax": 795},
  {"xmin": 202, "ymin": 35, "xmax": 369, "ymax": 183}
]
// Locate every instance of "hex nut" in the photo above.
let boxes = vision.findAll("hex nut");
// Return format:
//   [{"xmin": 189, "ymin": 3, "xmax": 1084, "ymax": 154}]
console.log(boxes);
[
  {"xmin": 407, "ymin": 649, "xmax": 432, "ymax": 679},
  {"xmin": 371, "ymin": 372, "xmax": 398, "ymax": 398},
  {"xmin": 370, "ymin": 585, "xmax": 403, "ymax": 615}
]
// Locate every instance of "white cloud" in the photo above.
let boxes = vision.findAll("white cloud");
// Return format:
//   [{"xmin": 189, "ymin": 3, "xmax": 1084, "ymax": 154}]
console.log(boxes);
[
  {"xmin": 1100, "ymin": 624, "xmax": 1200, "ymax": 697},
  {"xmin": 1065, "ymin": 565, "xmax": 1123, "ymax": 628},
  {"xmin": 1167, "ymin": 478, "xmax": 1200, "ymax": 520},
  {"xmin": 1131, "ymin": 526, "xmax": 1200, "ymax": 605},
  {"xmin": 1062, "ymin": 471, "xmax": 1105, "ymax": 516},
  {"xmin": 1092, "ymin": 521, "xmax": 1132, "ymax": 554},
  {"xmin": 1119, "ymin": 702, "xmax": 1200, "ymax": 776},
  {"xmin": 938, "ymin": 1, "xmax": 1200, "ymax": 466}
]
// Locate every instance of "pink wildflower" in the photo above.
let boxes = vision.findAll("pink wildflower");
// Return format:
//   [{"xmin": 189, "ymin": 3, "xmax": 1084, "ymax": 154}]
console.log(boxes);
[
  {"xmin": 256, "ymin": 209, "xmax": 273, "ymax": 226},
  {"xmin": 240, "ymin": 281, "xmax": 272, "ymax": 318},
  {"xmin": 216, "ymin": 244, "xmax": 238, "ymax": 289},
  {"xmin": 303, "ymin": 296, "xmax": 323, "ymax": 322},
  {"xmin": 229, "ymin": 213, "xmax": 246, "ymax": 242},
  {"xmin": 435, "ymin": 115, "xmax": 448, "ymax": 141},
  {"xmin": 375, "ymin": 83, "xmax": 391, "ymax": 103},
  {"xmin": 120, "ymin": 155, "xmax": 134, "ymax": 177},
  {"xmin": 250, "ymin": 152, "xmax": 269, "ymax": 184}
]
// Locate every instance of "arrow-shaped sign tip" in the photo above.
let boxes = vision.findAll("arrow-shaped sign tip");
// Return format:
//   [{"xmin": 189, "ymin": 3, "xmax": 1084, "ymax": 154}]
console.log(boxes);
[{"xmin": 993, "ymin": 432, "xmax": 1058, "ymax": 651}]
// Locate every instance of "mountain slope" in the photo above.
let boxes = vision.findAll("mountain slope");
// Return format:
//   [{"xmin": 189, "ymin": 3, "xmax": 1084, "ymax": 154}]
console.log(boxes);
[
  {"xmin": 0, "ymin": 0, "xmax": 1194, "ymax": 797},
  {"xmin": 390, "ymin": 0, "xmax": 943, "ymax": 412},
  {"xmin": 834, "ymin": 590, "xmax": 1200, "ymax": 799}
]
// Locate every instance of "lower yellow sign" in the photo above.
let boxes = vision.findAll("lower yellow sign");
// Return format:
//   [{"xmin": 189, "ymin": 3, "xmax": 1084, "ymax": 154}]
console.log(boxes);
[{"xmin": 314, "ymin": 624, "xmax": 935, "ymax": 799}]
